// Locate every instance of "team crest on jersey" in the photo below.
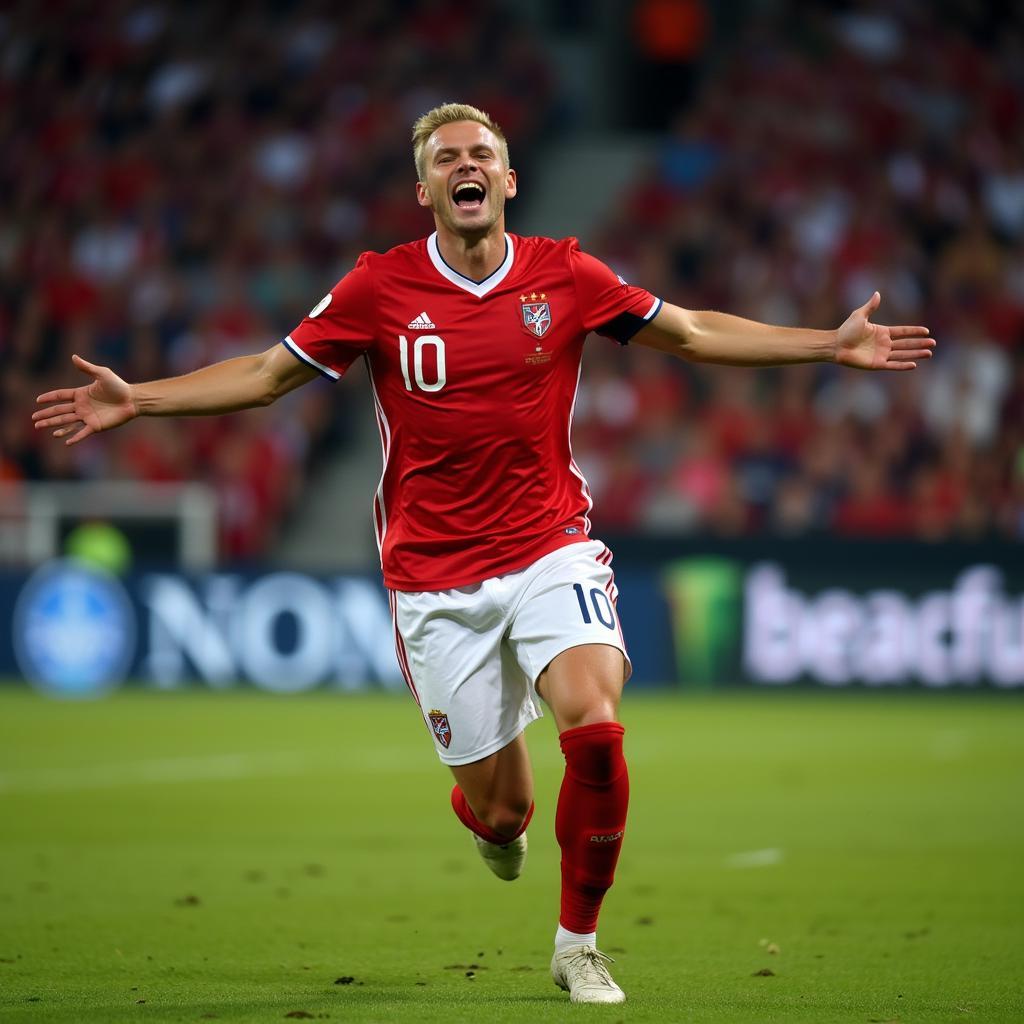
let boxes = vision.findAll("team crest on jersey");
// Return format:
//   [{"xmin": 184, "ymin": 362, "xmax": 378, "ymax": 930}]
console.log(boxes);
[
  {"xmin": 428, "ymin": 709, "xmax": 452, "ymax": 749},
  {"xmin": 519, "ymin": 292, "xmax": 551, "ymax": 338}
]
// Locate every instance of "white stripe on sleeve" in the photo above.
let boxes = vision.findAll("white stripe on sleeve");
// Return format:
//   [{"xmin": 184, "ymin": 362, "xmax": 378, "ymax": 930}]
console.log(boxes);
[{"xmin": 283, "ymin": 335, "xmax": 340, "ymax": 380}]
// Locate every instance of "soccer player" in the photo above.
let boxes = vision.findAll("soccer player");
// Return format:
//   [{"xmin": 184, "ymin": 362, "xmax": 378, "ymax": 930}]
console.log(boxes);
[{"xmin": 34, "ymin": 103, "xmax": 934, "ymax": 1004}]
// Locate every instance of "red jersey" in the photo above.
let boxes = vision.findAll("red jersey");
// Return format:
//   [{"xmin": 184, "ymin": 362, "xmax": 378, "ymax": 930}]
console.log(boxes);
[{"xmin": 285, "ymin": 232, "xmax": 662, "ymax": 590}]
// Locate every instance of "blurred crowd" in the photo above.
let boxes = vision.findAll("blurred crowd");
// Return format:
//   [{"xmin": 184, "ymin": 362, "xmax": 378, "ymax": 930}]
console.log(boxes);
[
  {"xmin": 580, "ymin": 1, "xmax": 1024, "ymax": 541},
  {"xmin": 0, "ymin": 0, "xmax": 553, "ymax": 557},
  {"xmin": 2, "ymin": 1, "xmax": 1021, "ymax": 556}
]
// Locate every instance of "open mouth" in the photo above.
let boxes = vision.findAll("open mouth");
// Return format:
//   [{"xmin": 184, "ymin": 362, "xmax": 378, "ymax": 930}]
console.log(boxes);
[{"xmin": 453, "ymin": 180, "xmax": 486, "ymax": 210}]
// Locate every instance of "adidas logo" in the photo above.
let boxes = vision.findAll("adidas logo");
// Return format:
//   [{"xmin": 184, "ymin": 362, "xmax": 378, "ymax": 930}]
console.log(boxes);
[{"xmin": 407, "ymin": 311, "xmax": 436, "ymax": 330}]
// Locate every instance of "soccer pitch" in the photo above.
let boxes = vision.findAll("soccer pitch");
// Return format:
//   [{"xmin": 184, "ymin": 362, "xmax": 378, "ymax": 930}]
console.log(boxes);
[{"xmin": 1, "ymin": 688, "xmax": 1021, "ymax": 1023}]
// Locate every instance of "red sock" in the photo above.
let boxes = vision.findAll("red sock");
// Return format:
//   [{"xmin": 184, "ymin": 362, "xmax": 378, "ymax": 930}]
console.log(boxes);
[
  {"xmin": 451, "ymin": 785, "xmax": 533, "ymax": 845},
  {"xmin": 555, "ymin": 721, "xmax": 629, "ymax": 934}
]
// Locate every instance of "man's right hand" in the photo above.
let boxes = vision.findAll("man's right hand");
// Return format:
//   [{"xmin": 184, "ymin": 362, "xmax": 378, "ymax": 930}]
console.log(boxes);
[{"xmin": 33, "ymin": 354, "xmax": 138, "ymax": 445}]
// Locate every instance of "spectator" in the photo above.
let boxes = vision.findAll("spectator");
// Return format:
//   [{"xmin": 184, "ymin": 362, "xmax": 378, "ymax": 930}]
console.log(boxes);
[
  {"xmin": 2, "ymin": 0, "xmax": 556, "ymax": 561},
  {"xmin": 589, "ymin": 0, "xmax": 1022, "ymax": 541}
]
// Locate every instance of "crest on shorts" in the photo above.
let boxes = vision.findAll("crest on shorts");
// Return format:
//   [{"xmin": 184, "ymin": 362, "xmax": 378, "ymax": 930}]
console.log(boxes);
[
  {"xmin": 428, "ymin": 709, "xmax": 452, "ymax": 749},
  {"xmin": 520, "ymin": 292, "xmax": 551, "ymax": 338}
]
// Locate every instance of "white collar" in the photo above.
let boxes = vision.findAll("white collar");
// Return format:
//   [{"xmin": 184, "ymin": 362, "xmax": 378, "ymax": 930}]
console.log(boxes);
[{"xmin": 426, "ymin": 231, "xmax": 515, "ymax": 297}]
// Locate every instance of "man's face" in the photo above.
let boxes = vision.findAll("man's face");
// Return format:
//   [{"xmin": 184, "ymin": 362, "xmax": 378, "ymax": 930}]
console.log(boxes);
[{"xmin": 416, "ymin": 120, "xmax": 516, "ymax": 237}]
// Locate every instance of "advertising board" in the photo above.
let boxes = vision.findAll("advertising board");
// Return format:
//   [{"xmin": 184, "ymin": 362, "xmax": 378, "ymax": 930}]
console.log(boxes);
[
  {"xmin": 2, "ymin": 562, "xmax": 405, "ymax": 697},
  {"xmin": 1, "ymin": 539, "xmax": 1020, "ymax": 694}
]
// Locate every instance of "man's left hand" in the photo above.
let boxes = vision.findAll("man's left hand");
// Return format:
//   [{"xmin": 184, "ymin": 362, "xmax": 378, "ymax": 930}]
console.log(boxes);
[{"xmin": 835, "ymin": 292, "xmax": 935, "ymax": 371}]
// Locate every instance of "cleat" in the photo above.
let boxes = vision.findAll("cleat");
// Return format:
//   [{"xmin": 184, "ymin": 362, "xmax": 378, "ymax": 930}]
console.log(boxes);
[
  {"xmin": 472, "ymin": 831, "xmax": 527, "ymax": 881},
  {"xmin": 550, "ymin": 945, "xmax": 626, "ymax": 1004}
]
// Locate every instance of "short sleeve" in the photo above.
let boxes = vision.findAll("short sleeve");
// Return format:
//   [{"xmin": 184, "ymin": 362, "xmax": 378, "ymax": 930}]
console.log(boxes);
[
  {"xmin": 569, "ymin": 242, "xmax": 663, "ymax": 345},
  {"xmin": 284, "ymin": 254, "xmax": 377, "ymax": 379}
]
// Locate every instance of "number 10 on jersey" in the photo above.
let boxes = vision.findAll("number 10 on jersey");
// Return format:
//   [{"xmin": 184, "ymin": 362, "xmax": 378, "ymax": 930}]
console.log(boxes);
[
  {"xmin": 399, "ymin": 335, "xmax": 447, "ymax": 393},
  {"xmin": 573, "ymin": 583, "xmax": 616, "ymax": 629}
]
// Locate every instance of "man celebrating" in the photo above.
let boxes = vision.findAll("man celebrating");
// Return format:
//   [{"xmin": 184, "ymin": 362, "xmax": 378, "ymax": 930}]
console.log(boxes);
[{"xmin": 34, "ymin": 103, "xmax": 934, "ymax": 1004}]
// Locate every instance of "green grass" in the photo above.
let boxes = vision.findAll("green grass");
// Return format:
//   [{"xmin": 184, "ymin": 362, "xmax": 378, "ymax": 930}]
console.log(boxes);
[{"xmin": 0, "ymin": 687, "xmax": 1022, "ymax": 1023}]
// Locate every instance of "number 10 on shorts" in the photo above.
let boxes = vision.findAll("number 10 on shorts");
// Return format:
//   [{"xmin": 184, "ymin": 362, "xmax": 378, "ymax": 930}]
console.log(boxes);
[{"xmin": 573, "ymin": 583, "xmax": 615, "ymax": 629}]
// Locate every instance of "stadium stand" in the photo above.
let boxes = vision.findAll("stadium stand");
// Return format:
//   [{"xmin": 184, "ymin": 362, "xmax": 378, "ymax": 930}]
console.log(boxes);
[
  {"xmin": 3, "ymin": 0, "xmax": 1021, "ymax": 558},
  {"xmin": 0, "ymin": 0, "xmax": 555, "ymax": 559},
  {"xmin": 581, "ymin": 1, "xmax": 1023, "ymax": 540}
]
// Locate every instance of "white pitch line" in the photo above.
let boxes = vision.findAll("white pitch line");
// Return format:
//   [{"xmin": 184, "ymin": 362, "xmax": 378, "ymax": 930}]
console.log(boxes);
[
  {"xmin": 0, "ymin": 746, "xmax": 431, "ymax": 794},
  {"xmin": 930, "ymin": 729, "xmax": 969, "ymax": 761},
  {"xmin": 726, "ymin": 847, "xmax": 784, "ymax": 869},
  {"xmin": 0, "ymin": 751, "xmax": 323, "ymax": 794}
]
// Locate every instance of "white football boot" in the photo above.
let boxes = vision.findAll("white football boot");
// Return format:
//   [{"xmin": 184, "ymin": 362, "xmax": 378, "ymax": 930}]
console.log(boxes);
[
  {"xmin": 472, "ymin": 831, "xmax": 527, "ymax": 881},
  {"xmin": 551, "ymin": 945, "xmax": 626, "ymax": 1004}
]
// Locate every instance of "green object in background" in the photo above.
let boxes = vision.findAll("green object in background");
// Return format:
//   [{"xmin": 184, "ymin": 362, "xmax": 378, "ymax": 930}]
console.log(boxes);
[
  {"xmin": 64, "ymin": 521, "xmax": 133, "ymax": 576},
  {"xmin": 663, "ymin": 557, "xmax": 742, "ymax": 688},
  {"xmin": 0, "ymin": 689, "xmax": 1021, "ymax": 1023}
]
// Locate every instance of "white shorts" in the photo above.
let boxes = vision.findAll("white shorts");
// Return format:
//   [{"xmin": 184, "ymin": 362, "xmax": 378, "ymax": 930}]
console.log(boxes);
[{"xmin": 389, "ymin": 540, "xmax": 630, "ymax": 766}]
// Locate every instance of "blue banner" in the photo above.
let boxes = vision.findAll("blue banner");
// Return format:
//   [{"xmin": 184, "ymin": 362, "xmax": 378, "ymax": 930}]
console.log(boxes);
[{"xmin": 2, "ymin": 544, "xmax": 1022, "ymax": 695}]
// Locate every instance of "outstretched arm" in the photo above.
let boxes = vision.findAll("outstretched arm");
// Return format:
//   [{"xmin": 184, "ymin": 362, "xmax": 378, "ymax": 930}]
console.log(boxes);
[
  {"xmin": 633, "ymin": 292, "xmax": 935, "ymax": 370},
  {"xmin": 33, "ymin": 343, "xmax": 319, "ymax": 446}
]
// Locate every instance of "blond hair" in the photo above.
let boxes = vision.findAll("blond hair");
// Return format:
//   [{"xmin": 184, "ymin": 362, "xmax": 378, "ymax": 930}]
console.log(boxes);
[{"xmin": 411, "ymin": 102, "xmax": 509, "ymax": 181}]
